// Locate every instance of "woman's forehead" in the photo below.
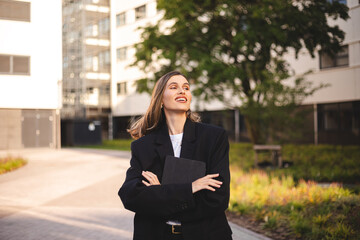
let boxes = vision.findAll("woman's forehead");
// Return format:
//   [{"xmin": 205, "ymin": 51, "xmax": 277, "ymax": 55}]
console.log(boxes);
[{"xmin": 167, "ymin": 75, "xmax": 189, "ymax": 85}]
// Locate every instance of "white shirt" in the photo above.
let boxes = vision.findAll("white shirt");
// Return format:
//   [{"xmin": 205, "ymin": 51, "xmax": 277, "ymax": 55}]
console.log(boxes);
[
  {"xmin": 169, "ymin": 132, "xmax": 183, "ymax": 158},
  {"xmin": 167, "ymin": 132, "xmax": 184, "ymax": 226}
]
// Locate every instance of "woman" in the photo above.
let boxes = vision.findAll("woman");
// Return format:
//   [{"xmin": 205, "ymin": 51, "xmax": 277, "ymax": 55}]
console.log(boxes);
[{"xmin": 119, "ymin": 71, "xmax": 232, "ymax": 240}]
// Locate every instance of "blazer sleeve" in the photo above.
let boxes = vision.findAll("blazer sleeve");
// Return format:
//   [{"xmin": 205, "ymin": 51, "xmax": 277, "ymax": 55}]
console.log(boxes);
[
  {"xmin": 174, "ymin": 129, "xmax": 230, "ymax": 222},
  {"xmin": 118, "ymin": 142, "xmax": 196, "ymax": 217}
]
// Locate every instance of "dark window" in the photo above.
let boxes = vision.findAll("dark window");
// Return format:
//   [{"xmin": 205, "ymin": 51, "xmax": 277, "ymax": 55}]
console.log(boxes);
[
  {"xmin": 13, "ymin": 56, "xmax": 29, "ymax": 74},
  {"xmin": 135, "ymin": 5, "xmax": 146, "ymax": 20},
  {"xmin": 0, "ymin": 54, "xmax": 30, "ymax": 75},
  {"xmin": 0, "ymin": 55, "xmax": 10, "ymax": 73},
  {"xmin": 0, "ymin": 0, "xmax": 30, "ymax": 22},
  {"xmin": 116, "ymin": 12, "xmax": 126, "ymax": 26},
  {"xmin": 318, "ymin": 101, "xmax": 360, "ymax": 131},
  {"xmin": 117, "ymin": 82, "xmax": 127, "ymax": 95},
  {"xmin": 319, "ymin": 45, "xmax": 349, "ymax": 69},
  {"xmin": 327, "ymin": 0, "xmax": 347, "ymax": 4}
]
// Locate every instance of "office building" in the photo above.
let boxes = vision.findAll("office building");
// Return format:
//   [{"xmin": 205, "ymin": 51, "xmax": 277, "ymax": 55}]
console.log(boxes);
[{"xmin": 0, "ymin": 0, "xmax": 62, "ymax": 149}]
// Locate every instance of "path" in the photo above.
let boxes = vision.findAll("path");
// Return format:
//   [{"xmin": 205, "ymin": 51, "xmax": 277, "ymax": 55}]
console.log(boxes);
[{"xmin": 0, "ymin": 148, "xmax": 271, "ymax": 240}]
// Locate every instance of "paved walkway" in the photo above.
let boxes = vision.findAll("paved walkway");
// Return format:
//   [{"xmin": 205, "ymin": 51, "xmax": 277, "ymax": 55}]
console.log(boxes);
[{"xmin": 0, "ymin": 148, "xmax": 271, "ymax": 240}]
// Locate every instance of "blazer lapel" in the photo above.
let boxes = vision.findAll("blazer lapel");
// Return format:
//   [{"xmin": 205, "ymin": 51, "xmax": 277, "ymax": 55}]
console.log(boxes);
[
  {"xmin": 155, "ymin": 122, "xmax": 174, "ymax": 166},
  {"xmin": 180, "ymin": 118, "xmax": 197, "ymax": 159},
  {"xmin": 155, "ymin": 118, "xmax": 197, "ymax": 165}
]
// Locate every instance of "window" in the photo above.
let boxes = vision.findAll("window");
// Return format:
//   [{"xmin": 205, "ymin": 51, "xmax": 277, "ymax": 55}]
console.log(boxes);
[
  {"xmin": 85, "ymin": 24, "xmax": 98, "ymax": 37},
  {"xmin": 99, "ymin": 50, "xmax": 110, "ymax": 67},
  {"xmin": 135, "ymin": 5, "xmax": 146, "ymax": 20},
  {"xmin": 327, "ymin": 0, "xmax": 347, "ymax": 4},
  {"xmin": 98, "ymin": 18, "xmax": 110, "ymax": 35},
  {"xmin": 116, "ymin": 12, "xmax": 126, "ymax": 27},
  {"xmin": 117, "ymin": 82, "xmax": 127, "ymax": 95},
  {"xmin": 0, "ymin": 54, "xmax": 30, "ymax": 75},
  {"xmin": 117, "ymin": 47, "xmax": 127, "ymax": 61},
  {"xmin": 0, "ymin": 0, "xmax": 30, "ymax": 22},
  {"xmin": 85, "ymin": 55, "xmax": 98, "ymax": 71},
  {"xmin": 0, "ymin": 55, "xmax": 10, "ymax": 73},
  {"xmin": 318, "ymin": 101, "xmax": 359, "ymax": 131},
  {"xmin": 85, "ymin": 56, "xmax": 93, "ymax": 71},
  {"xmin": 319, "ymin": 45, "xmax": 349, "ymax": 69}
]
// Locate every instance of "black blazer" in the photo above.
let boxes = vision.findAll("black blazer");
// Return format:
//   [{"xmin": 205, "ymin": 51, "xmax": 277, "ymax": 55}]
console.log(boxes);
[{"xmin": 119, "ymin": 118, "xmax": 233, "ymax": 240}]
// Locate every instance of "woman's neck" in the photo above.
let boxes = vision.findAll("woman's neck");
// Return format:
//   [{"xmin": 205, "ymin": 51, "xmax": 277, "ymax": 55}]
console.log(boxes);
[{"xmin": 164, "ymin": 111, "xmax": 187, "ymax": 135}]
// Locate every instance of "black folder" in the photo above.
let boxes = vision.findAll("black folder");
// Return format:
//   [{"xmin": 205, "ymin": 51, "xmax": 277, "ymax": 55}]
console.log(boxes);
[{"xmin": 161, "ymin": 155, "xmax": 206, "ymax": 184}]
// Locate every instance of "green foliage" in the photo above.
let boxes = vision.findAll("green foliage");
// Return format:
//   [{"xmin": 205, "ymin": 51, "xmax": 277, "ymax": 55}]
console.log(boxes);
[
  {"xmin": 0, "ymin": 157, "xmax": 27, "ymax": 174},
  {"xmin": 78, "ymin": 139, "xmax": 132, "ymax": 151},
  {"xmin": 230, "ymin": 142, "xmax": 360, "ymax": 183},
  {"xmin": 132, "ymin": 0, "xmax": 349, "ymax": 144}
]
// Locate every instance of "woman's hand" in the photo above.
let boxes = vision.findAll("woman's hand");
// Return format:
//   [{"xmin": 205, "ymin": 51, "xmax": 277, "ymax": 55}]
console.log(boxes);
[
  {"xmin": 192, "ymin": 173, "xmax": 222, "ymax": 193},
  {"xmin": 142, "ymin": 171, "xmax": 161, "ymax": 186}
]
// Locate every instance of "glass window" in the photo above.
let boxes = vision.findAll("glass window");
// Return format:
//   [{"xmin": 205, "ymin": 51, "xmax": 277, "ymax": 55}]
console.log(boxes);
[
  {"xmin": 85, "ymin": 24, "xmax": 98, "ymax": 37},
  {"xmin": 98, "ymin": 18, "xmax": 109, "ymax": 35},
  {"xmin": 319, "ymin": 45, "xmax": 349, "ymax": 69},
  {"xmin": 85, "ymin": 56, "xmax": 93, "ymax": 71},
  {"xmin": 116, "ymin": 12, "xmax": 126, "ymax": 27},
  {"xmin": 318, "ymin": 101, "xmax": 360, "ymax": 132},
  {"xmin": 0, "ymin": 0, "xmax": 31, "ymax": 22},
  {"xmin": 0, "ymin": 54, "xmax": 29, "ymax": 75},
  {"xmin": 135, "ymin": 5, "xmax": 146, "ymax": 20},
  {"xmin": 117, "ymin": 82, "xmax": 127, "ymax": 95},
  {"xmin": 13, "ymin": 56, "xmax": 29, "ymax": 74},
  {"xmin": 99, "ymin": 50, "xmax": 110, "ymax": 67},
  {"xmin": 117, "ymin": 47, "xmax": 127, "ymax": 61},
  {"xmin": 327, "ymin": 0, "xmax": 347, "ymax": 4},
  {"xmin": 0, "ymin": 55, "xmax": 10, "ymax": 73}
]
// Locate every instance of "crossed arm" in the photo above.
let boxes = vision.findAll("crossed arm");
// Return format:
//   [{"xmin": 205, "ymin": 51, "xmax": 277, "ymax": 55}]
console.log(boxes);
[
  {"xmin": 119, "ymin": 129, "xmax": 230, "ymax": 220},
  {"xmin": 142, "ymin": 170, "xmax": 223, "ymax": 193}
]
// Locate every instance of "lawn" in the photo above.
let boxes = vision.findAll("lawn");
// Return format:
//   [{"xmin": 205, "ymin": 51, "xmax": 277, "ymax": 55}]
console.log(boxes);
[{"xmin": 80, "ymin": 140, "xmax": 360, "ymax": 239}]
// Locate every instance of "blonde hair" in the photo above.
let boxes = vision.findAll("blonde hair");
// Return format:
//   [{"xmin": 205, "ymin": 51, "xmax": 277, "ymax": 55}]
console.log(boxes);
[{"xmin": 128, "ymin": 71, "xmax": 201, "ymax": 139}]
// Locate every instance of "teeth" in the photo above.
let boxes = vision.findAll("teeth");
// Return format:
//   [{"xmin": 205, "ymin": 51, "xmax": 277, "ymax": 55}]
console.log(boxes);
[{"xmin": 176, "ymin": 98, "xmax": 186, "ymax": 102}]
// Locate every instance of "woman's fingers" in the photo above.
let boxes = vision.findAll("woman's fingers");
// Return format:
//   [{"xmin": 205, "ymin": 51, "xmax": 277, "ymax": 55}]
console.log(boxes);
[
  {"xmin": 142, "ymin": 180, "xmax": 150, "ymax": 186},
  {"xmin": 205, "ymin": 173, "xmax": 220, "ymax": 179},
  {"xmin": 142, "ymin": 171, "xmax": 160, "ymax": 185},
  {"xmin": 192, "ymin": 173, "xmax": 223, "ymax": 193}
]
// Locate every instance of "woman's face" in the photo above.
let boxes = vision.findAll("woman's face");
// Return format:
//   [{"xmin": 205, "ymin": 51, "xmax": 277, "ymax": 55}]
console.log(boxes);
[{"xmin": 162, "ymin": 75, "xmax": 192, "ymax": 113}]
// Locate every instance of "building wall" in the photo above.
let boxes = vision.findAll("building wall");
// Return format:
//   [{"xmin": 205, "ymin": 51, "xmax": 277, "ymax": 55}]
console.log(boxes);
[
  {"xmin": 0, "ymin": 0, "xmax": 62, "ymax": 109},
  {"xmin": 284, "ymin": 1, "xmax": 360, "ymax": 105},
  {"xmin": 0, "ymin": 0, "xmax": 62, "ymax": 149}
]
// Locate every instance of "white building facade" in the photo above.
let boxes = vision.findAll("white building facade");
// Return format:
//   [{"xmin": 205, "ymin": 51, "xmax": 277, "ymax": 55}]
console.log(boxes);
[
  {"xmin": 0, "ymin": 0, "xmax": 62, "ymax": 149},
  {"xmin": 110, "ymin": 0, "xmax": 360, "ymax": 144}
]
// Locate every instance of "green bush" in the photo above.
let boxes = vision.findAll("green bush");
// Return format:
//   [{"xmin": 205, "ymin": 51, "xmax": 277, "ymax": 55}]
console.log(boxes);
[{"xmin": 229, "ymin": 142, "xmax": 360, "ymax": 184}]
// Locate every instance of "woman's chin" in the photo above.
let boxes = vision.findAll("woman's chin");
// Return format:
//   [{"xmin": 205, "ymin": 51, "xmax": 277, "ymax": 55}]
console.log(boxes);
[{"xmin": 164, "ymin": 108, "xmax": 189, "ymax": 114}]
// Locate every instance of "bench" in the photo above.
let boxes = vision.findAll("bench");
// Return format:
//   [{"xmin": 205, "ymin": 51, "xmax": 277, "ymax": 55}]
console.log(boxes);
[{"xmin": 253, "ymin": 145, "xmax": 282, "ymax": 168}]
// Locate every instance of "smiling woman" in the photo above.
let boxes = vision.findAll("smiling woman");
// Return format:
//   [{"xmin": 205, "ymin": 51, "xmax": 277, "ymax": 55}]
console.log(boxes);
[{"xmin": 119, "ymin": 71, "xmax": 233, "ymax": 240}]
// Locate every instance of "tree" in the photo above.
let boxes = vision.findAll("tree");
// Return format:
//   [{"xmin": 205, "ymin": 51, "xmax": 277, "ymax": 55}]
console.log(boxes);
[{"xmin": 132, "ymin": 0, "xmax": 349, "ymax": 144}]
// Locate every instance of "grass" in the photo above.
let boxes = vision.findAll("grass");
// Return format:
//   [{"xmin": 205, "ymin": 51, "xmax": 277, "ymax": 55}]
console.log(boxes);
[
  {"xmin": 78, "ymin": 139, "xmax": 132, "ymax": 151},
  {"xmin": 0, "ymin": 156, "xmax": 27, "ymax": 174},
  {"xmin": 229, "ymin": 167, "xmax": 360, "ymax": 239}
]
